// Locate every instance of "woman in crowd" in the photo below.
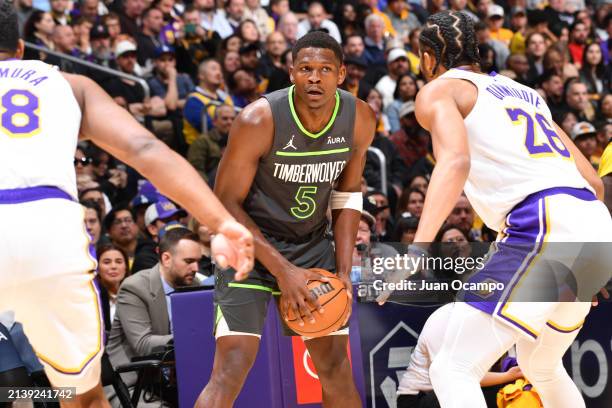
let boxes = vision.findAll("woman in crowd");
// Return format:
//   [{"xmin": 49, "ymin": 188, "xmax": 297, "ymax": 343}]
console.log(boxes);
[
  {"xmin": 237, "ymin": 19, "xmax": 261, "ymax": 47},
  {"xmin": 579, "ymin": 43, "xmax": 610, "ymax": 101},
  {"xmin": 97, "ymin": 244, "xmax": 130, "ymax": 335},
  {"xmin": 82, "ymin": 200, "xmax": 104, "ymax": 246},
  {"xmin": 396, "ymin": 187, "xmax": 425, "ymax": 218},
  {"xmin": 367, "ymin": 88, "xmax": 391, "ymax": 137},
  {"xmin": 386, "ymin": 73, "xmax": 419, "ymax": 133},
  {"xmin": 23, "ymin": 10, "xmax": 56, "ymax": 60}
]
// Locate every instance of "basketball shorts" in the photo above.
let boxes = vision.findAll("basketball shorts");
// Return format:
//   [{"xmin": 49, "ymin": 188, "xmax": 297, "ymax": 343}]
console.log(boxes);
[
  {"xmin": 462, "ymin": 187, "xmax": 612, "ymax": 340},
  {"xmin": 214, "ymin": 231, "xmax": 349, "ymax": 338},
  {"xmin": 0, "ymin": 186, "xmax": 104, "ymax": 394}
]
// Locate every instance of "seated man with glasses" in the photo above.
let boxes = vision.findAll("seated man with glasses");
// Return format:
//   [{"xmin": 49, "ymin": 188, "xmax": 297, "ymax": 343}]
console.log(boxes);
[{"xmin": 104, "ymin": 205, "xmax": 141, "ymax": 271}]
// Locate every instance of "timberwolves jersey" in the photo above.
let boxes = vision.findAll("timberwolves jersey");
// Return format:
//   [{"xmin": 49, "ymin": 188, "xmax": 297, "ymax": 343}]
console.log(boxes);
[
  {"xmin": 439, "ymin": 69, "xmax": 590, "ymax": 231},
  {"xmin": 243, "ymin": 85, "xmax": 356, "ymax": 240},
  {"xmin": 0, "ymin": 59, "xmax": 81, "ymax": 199}
]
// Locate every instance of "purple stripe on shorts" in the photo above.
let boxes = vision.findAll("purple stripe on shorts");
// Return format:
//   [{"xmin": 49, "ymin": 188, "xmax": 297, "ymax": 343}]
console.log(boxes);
[{"xmin": 0, "ymin": 186, "xmax": 74, "ymax": 204}]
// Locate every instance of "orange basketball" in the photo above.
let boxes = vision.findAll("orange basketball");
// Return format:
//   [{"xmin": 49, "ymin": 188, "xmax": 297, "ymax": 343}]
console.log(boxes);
[{"xmin": 283, "ymin": 269, "xmax": 350, "ymax": 337}]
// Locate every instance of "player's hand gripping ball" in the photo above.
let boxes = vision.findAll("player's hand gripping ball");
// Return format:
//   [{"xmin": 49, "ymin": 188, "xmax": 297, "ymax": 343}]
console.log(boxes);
[{"xmin": 283, "ymin": 269, "xmax": 350, "ymax": 337}]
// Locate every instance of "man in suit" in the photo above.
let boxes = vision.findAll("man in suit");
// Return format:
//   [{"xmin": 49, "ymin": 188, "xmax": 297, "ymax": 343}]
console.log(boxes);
[{"xmin": 105, "ymin": 227, "xmax": 202, "ymax": 406}]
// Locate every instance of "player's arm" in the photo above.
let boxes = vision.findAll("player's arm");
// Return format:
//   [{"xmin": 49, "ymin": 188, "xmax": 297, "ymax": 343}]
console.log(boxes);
[
  {"xmin": 214, "ymin": 99, "xmax": 327, "ymax": 324},
  {"xmin": 64, "ymin": 74, "xmax": 253, "ymax": 278},
  {"xmin": 603, "ymin": 175, "xmax": 612, "ymax": 214},
  {"xmin": 332, "ymin": 99, "xmax": 376, "ymax": 320},
  {"xmin": 480, "ymin": 366, "xmax": 523, "ymax": 387},
  {"xmin": 413, "ymin": 81, "xmax": 471, "ymax": 243},
  {"xmin": 553, "ymin": 122, "xmax": 604, "ymax": 200}
]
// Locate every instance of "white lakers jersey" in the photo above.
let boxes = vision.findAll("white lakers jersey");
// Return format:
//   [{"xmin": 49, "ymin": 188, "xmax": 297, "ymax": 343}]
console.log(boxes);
[
  {"xmin": 439, "ymin": 69, "xmax": 590, "ymax": 231},
  {"xmin": 0, "ymin": 59, "xmax": 81, "ymax": 198}
]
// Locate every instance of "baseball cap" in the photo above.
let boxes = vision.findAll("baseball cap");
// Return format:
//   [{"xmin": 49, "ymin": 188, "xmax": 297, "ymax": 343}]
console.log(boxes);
[
  {"xmin": 131, "ymin": 193, "xmax": 160, "ymax": 209},
  {"xmin": 344, "ymin": 54, "xmax": 368, "ymax": 69},
  {"xmin": 158, "ymin": 221, "xmax": 185, "ymax": 239},
  {"xmin": 154, "ymin": 44, "xmax": 175, "ymax": 59},
  {"xmin": 399, "ymin": 101, "xmax": 416, "ymax": 118},
  {"xmin": 239, "ymin": 42, "xmax": 259, "ymax": 55},
  {"xmin": 144, "ymin": 199, "xmax": 187, "ymax": 226},
  {"xmin": 571, "ymin": 122, "xmax": 597, "ymax": 141},
  {"xmin": 115, "ymin": 40, "xmax": 137, "ymax": 57},
  {"xmin": 511, "ymin": 6, "xmax": 526, "ymax": 16},
  {"xmin": 387, "ymin": 48, "xmax": 408, "ymax": 63},
  {"xmin": 90, "ymin": 23, "xmax": 109, "ymax": 40},
  {"xmin": 487, "ymin": 4, "xmax": 505, "ymax": 18}
]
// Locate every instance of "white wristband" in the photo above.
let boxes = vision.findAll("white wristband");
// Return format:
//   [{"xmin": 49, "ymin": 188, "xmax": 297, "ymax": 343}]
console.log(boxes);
[{"xmin": 330, "ymin": 190, "xmax": 363, "ymax": 212}]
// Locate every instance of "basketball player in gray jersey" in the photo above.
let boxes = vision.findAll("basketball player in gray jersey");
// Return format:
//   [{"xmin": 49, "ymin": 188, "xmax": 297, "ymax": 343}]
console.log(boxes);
[{"xmin": 196, "ymin": 32, "xmax": 376, "ymax": 407}]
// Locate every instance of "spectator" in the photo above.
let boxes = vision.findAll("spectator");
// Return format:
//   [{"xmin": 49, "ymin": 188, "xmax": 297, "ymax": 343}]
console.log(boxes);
[
  {"xmin": 136, "ymin": 7, "xmax": 165, "ymax": 68},
  {"xmin": 504, "ymin": 53, "xmax": 530, "ymax": 84},
  {"xmin": 565, "ymin": 78, "xmax": 596, "ymax": 122},
  {"xmin": 105, "ymin": 40, "xmax": 167, "ymax": 120},
  {"xmin": 237, "ymin": 19, "xmax": 260, "ymax": 45},
  {"xmin": 363, "ymin": 13, "xmax": 388, "ymax": 75},
  {"xmin": 132, "ymin": 199, "xmax": 187, "ymax": 273},
  {"xmin": 119, "ymin": 0, "xmax": 145, "ymax": 39},
  {"xmin": 106, "ymin": 228, "xmax": 201, "ymax": 405},
  {"xmin": 406, "ymin": 27, "xmax": 421, "ymax": 76},
  {"xmin": 474, "ymin": 21, "xmax": 509, "ymax": 72},
  {"xmin": 269, "ymin": 0, "xmax": 289, "ymax": 26},
  {"xmin": 243, "ymin": 0, "xmax": 274, "ymax": 39},
  {"xmin": 335, "ymin": 2, "xmax": 363, "ymax": 40},
  {"xmin": 224, "ymin": 0, "xmax": 247, "ymax": 34},
  {"xmin": 188, "ymin": 217, "xmax": 215, "ymax": 280},
  {"xmin": 361, "ymin": 0, "xmax": 397, "ymax": 37},
  {"xmin": 543, "ymin": 42, "xmax": 579, "ymax": 82},
  {"xmin": 183, "ymin": 59, "xmax": 234, "ymax": 145},
  {"xmin": 385, "ymin": 0, "xmax": 421, "ymax": 43},
  {"xmin": 297, "ymin": 2, "xmax": 341, "ymax": 43},
  {"xmin": 155, "ymin": 0, "xmax": 180, "ymax": 46},
  {"xmin": 543, "ymin": 0, "xmax": 573, "ymax": 33},
  {"xmin": 341, "ymin": 54, "xmax": 371, "ymax": 101},
  {"xmin": 376, "ymin": 48, "xmax": 411, "ymax": 109},
  {"xmin": 478, "ymin": 42, "xmax": 497, "ymax": 73},
  {"xmin": 524, "ymin": 32, "xmax": 547, "ymax": 84},
  {"xmin": 508, "ymin": 7, "xmax": 528, "ymax": 54},
  {"xmin": 76, "ymin": 0, "xmax": 101, "ymax": 24},
  {"xmin": 148, "ymin": 45, "xmax": 195, "ymax": 112},
  {"xmin": 50, "ymin": 0, "xmax": 70, "ymax": 25},
  {"xmin": 72, "ymin": 16, "xmax": 93, "ymax": 56},
  {"xmin": 579, "ymin": 42, "xmax": 610, "ymax": 99},
  {"xmin": 222, "ymin": 49, "xmax": 241, "ymax": 81},
  {"xmin": 80, "ymin": 187, "xmax": 108, "ymax": 216},
  {"xmin": 390, "ymin": 101, "xmax": 429, "ymax": 170},
  {"xmin": 446, "ymin": 194, "xmax": 479, "ymax": 241},
  {"xmin": 352, "ymin": 208, "xmax": 393, "ymax": 283},
  {"xmin": 366, "ymin": 87, "xmax": 391, "ymax": 136},
  {"xmin": 102, "ymin": 12, "xmax": 121, "ymax": 46},
  {"xmin": 396, "ymin": 187, "xmax": 425, "ymax": 218},
  {"xmin": 96, "ymin": 243, "xmax": 130, "ymax": 333},
  {"xmin": 386, "ymin": 73, "xmax": 418, "ymax": 132},
  {"xmin": 556, "ymin": 110, "xmax": 579, "ymax": 136},
  {"xmin": 196, "ymin": 0, "xmax": 232, "ymax": 39},
  {"xmin": 82, "ymin": 200, "xmax": 104, "ymax": 246},
  {"xmin": 259, "ymin": 30, "xmax": 287, "ymax": 78},
  {"xmin": 220, "ymin": 33, "xmax": 242, "ymax": 54},
  {"xmin": 89, "ymin": 22, "xmax": 113, "ymax": 66},
  {"xmin": 392, "ymin": 215, "xmax": 419, "ymax": 245},
  {"xmin": 22, "ymin": 10, "xmax": 55, "ymax": 60},
  {"xmin": 15, "ymin": 0, "xmax": 33, "ymax": 36},
  {"xmin": 600, "ymin": 93, "xmax": 612, "ymax": 125},
  {"xmin": 449, "ymin": 0, "xmax": 478, "ymax": 22},
  {"xmin": 568, "ymin": 20, "xmax": 589, "ymax": 67},
  {"xmin": 51, "ymin": 24, "xmax": 79, "ymax": 55},
  {"xmin": 104, "ymin": 206, "xmax": 140, "ymax": 266},
  {"xmin": 266, "ymin": 48, "xmax": 292, "ymax": 92},
  {"xmin": 486, "ymin": 4, "xmax": 513, "ymax": 46},
  {"xmin": 188, "ymin": 104, "xmax": 235, "ymax": 181},
  {"xmin": 238, "ymin": 42, "xmax": 267, "ymax": 94},
  {"xmin": 175, "ymin": 6, "xmax": 221, "ymax": 81},
  {"xmin": 571, "ymin": 122, "xmax": 599, "ymax": 167},
  {"xmin": 277, "ymin": 11, "xmax": 299, "ymax": 47},
  {"xmin": 365, "ymin": 191, "xmax": 393, "ymax": 241},
  {"xmin": 539, "ymin": 71, "xmax": 566, "ymax": 117},
  {"xmin": 74, "ymin": 145, "xmax": 94, "ymax": 178},
  {"xmin": 229, "ymin": 69, "xmax": 259, "ymax": 107},
  {"xmin": 406, "ymin": 174, "xmax": 429, "ymax": 194}
]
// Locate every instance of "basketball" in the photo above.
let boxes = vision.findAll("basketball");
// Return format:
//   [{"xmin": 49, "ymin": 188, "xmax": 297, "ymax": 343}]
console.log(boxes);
[{"xmin": 283, "ymin": 268, "xmax": 350, "ymax": 337}]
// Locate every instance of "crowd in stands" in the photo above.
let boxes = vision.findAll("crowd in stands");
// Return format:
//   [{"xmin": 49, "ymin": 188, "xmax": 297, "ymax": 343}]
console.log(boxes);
[{"xmin": 11, "ymin": 0, "xmax": 611, "ymax": 401}]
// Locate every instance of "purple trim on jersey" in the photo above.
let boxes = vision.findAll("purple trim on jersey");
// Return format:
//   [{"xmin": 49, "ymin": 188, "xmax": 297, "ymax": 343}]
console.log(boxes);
[
  {"xmin": 489, "ymin": 71, "xmax": 498, "ymax": 77},
  {"xmin": 0, "ymin": 186, "xmax": 74, "ymax": 204},
  {"xmin": 91, "ymin": 275, "xmax": 107, "ymax": 345}
]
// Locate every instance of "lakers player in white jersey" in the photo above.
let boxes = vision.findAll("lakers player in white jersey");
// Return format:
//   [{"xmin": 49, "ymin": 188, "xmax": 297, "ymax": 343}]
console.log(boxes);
[
  {"xmin": 0, "ymin": 2, "xmax": 254, "ymax": 406},
  {"xmin": 378, "ymin": 11, "xmax": 611, "ymax": 408}
]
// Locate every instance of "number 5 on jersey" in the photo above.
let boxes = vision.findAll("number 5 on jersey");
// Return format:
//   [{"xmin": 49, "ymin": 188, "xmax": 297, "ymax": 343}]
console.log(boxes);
[
  {"xmin": 1, "ymin": 89, "xmax": 41, "ymax": 138},
  {"xmin": 291, "ymin": 186, "xmax": 318, "ymax": 219}
]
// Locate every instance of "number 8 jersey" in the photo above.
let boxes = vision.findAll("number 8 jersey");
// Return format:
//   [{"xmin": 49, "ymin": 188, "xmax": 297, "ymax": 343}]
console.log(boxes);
[
  {"xmin": 0, "ymin": 60, "xmax": 81, "ymax": 199},
  {"xmin": 439, "ymin": 69, "xmax": 591, "ymax": 232}
]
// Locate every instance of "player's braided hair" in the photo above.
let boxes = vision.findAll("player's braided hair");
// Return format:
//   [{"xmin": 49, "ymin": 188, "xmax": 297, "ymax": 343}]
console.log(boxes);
[{"xmin": 419, "ymin": 10, "xmax": 480, "ymax": 74}]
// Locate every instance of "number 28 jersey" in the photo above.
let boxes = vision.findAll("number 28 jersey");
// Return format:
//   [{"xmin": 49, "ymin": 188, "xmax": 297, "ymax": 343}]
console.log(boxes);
[
  {"xmin": 0, "ymin": 59, "xmax": 81, "ymax": 199},
  {"xmin": 439, "ymin": 69, "xmax": 590, "ymax": 231}
]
